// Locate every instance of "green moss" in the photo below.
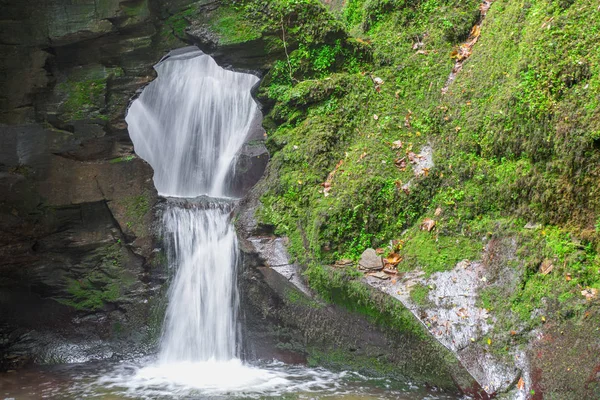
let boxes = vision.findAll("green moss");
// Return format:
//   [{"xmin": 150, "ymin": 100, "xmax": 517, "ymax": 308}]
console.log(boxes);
[
  {"xmin": 59, "ymin": 78, "xmax": 106, "ymax": 120},
  {"xmin": 307, "ymin": 347, "xmax": 399, "ymax": 377},
  {"xmin": 397, "ymin": 228, "xmax": 481, "ymax": 275},
  {"xmin": 55, "ymin": 243, "xmax": 132, "ymax": 311},
  {"xmin": 409, "ymin": 283, "xmax": 431, "ymax": 307},
  {"xmin": 123, "ymin": 194, "xmax": 151, "ymax": 226},
  {"xmin": 305, "ymin": 264, "xmax": 426, "ymax": 337},
  {"xmin": 284, "ymin": 288, "xmax": 322, "ymax": 308},
  {"xmin": 209, "ymin": 6, "xmax": 261, "ymax": 45},
  {"xmin": 253, "ymin": 2, "xmax": 600, "ymax": 386},
  {"xmin": 109, "ymin": 155, "xmax": 136, "ymax": 164},
  {"xmin": 57, "ymin": 67, "xmax": 123, "ymax": 121},
  {"xmin": 474, "ymin": 222, "xmax": 600, "ymax": 358}
]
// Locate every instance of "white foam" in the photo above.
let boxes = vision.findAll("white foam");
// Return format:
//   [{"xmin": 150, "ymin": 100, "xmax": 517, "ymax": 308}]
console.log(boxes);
[{"xmin": 92, "ymin": 359, "xmax": 357, "ymax": 399}]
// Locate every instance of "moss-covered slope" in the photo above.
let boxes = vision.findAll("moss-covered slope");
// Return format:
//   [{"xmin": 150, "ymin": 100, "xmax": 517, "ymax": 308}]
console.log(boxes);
[{"xmin": 239, "ymin": 0, "xmax": 600, "ymax": 396}]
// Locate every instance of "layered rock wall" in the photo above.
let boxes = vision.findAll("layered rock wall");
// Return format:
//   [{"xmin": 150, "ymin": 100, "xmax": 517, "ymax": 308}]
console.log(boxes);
[{"xmin": 0, "ymin": 0, "xmax": 168, "ymax": 369}]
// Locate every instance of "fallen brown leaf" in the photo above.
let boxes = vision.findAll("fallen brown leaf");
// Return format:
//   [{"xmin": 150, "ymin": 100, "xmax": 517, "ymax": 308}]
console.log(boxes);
[
  {"xmin": 456, "ymin": 308, "xmax": 469, "ymax": 318},
  {"xmin": 539, "ymin": 259, "xmax": 554, "ymax": 275},
  {"xmin": 581, "ymin": 288, "xmax": 598, "ymax": 300},
  {"xmin": 385, "ymin": 253, "xmax": 402, "ymax": 266},
  {"xmin": 394, "ymin": 157, "xmax": 407, "ymax": 170},
  {"xmin": 404, "ymin": 111, "xmax": 412, "ymax": 128},
  {"xmin": 420, "ymin": 218, "xmax": 436, "ymax": 232}
]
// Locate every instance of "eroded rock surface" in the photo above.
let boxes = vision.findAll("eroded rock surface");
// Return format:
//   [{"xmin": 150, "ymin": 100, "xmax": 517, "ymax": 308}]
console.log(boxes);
[
  {"xmin": 0, "ymin": 0, "xmax": 169, "ymax": 370},
  {"xmin": 0, "ymin": 0, "xmax": 276, "ymax": 370}
]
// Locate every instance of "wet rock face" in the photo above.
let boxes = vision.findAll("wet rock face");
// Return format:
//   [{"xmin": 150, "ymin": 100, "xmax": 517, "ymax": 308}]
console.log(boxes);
[
  {"xmin": 0, "ymin": 0, "xmax": 271, "ymax": 370},
  {"xmin": 0, "ymin": 0, "xmax": 169, "ymax": 370},
  {"xmin": 227, "ymin": 109, "xmax": 270, "ymax": 198}
]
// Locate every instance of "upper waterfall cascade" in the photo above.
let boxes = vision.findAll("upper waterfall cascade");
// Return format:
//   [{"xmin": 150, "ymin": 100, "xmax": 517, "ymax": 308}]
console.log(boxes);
[{"xmin": 126, "ymin": 49, "xmax": 260, "ymax": 198}]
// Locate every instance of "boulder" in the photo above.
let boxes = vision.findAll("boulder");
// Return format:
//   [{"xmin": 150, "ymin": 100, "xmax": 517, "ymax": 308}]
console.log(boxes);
[{"xmin": 359, "ymin": 248, "xmax": 383, "ymax": 271}]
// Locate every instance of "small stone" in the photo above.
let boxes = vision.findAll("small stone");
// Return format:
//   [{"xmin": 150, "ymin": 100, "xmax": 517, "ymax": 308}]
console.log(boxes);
[
  {"xmin": 359, "ymin": 248, "xmax": 384, "ymax": 271},
  {"xmin": 333, "ymin": 259, "xmax": 354, "ymax": 268},
  {"xmin": 524, "ymin": 222, "xmax": 541, "ymax": 230},
  {"xmin": 373, "ymin": 77, "xmax": 384, "ymax": 85},
  {"xmin": 370, "ymin": 271, "xmax": 390, "ymax": 280}
]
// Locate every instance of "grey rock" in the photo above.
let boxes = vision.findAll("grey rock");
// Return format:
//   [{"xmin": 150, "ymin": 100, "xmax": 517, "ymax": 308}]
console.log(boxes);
[
  {"xmin": 359, "ymin": 248, "xmax": 383, "ymax": 271},
  {"xmin": 367, "ymin": 238, "xmax": 524, "ymax": 397},
  {"xmin": 524, "ymin": 222, "xmax": 541, "ymax": 230},
  {"xmin": 370, "ymin": 271, "xmax": 390, "ymax": 280}
]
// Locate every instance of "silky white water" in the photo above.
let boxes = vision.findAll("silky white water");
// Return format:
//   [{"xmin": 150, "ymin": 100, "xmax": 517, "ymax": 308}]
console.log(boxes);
[
  {"xmin": 126, "ymin": 49, "xmax": 257, "ymax": 367},
  {"xmin": 160, "ymin": 202, "xmax": 239, "ymax": 362},
  {"xmin": 126, "ymin": 48, "xmax": 259, "ymax": 198},
  {"xmin": 125, "ymin": 48, "xmax": 266, "ymax": 389}
]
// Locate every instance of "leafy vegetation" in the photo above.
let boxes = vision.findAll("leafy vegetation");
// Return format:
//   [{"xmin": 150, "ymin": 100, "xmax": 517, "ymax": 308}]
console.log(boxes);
[{"xmin": 249, "ymin": 0, "xmax": 600, "ymax": 360}]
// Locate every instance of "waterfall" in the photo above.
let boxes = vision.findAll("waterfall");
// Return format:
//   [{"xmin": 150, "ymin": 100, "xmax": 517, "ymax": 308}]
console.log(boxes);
[
  {"xmin": 80, "ymin": 46, "xmax": 425, "ymax": 399},
  {"xmin": 159, "ymin": 202, "xmax": 239, "ymax": 362},
  {"xmin": 125, "ymin": 48, "xmax": 258, "ymax": 364},
  {"xmin": 127, "ymin": 48, "xmax": 259, "ymax": 198}
]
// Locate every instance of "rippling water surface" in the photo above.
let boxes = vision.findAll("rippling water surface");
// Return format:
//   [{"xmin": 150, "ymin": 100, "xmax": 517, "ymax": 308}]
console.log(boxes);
[{"xmin": 0, "ymin": 358, "xmax": 461, "ymax": 400}]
